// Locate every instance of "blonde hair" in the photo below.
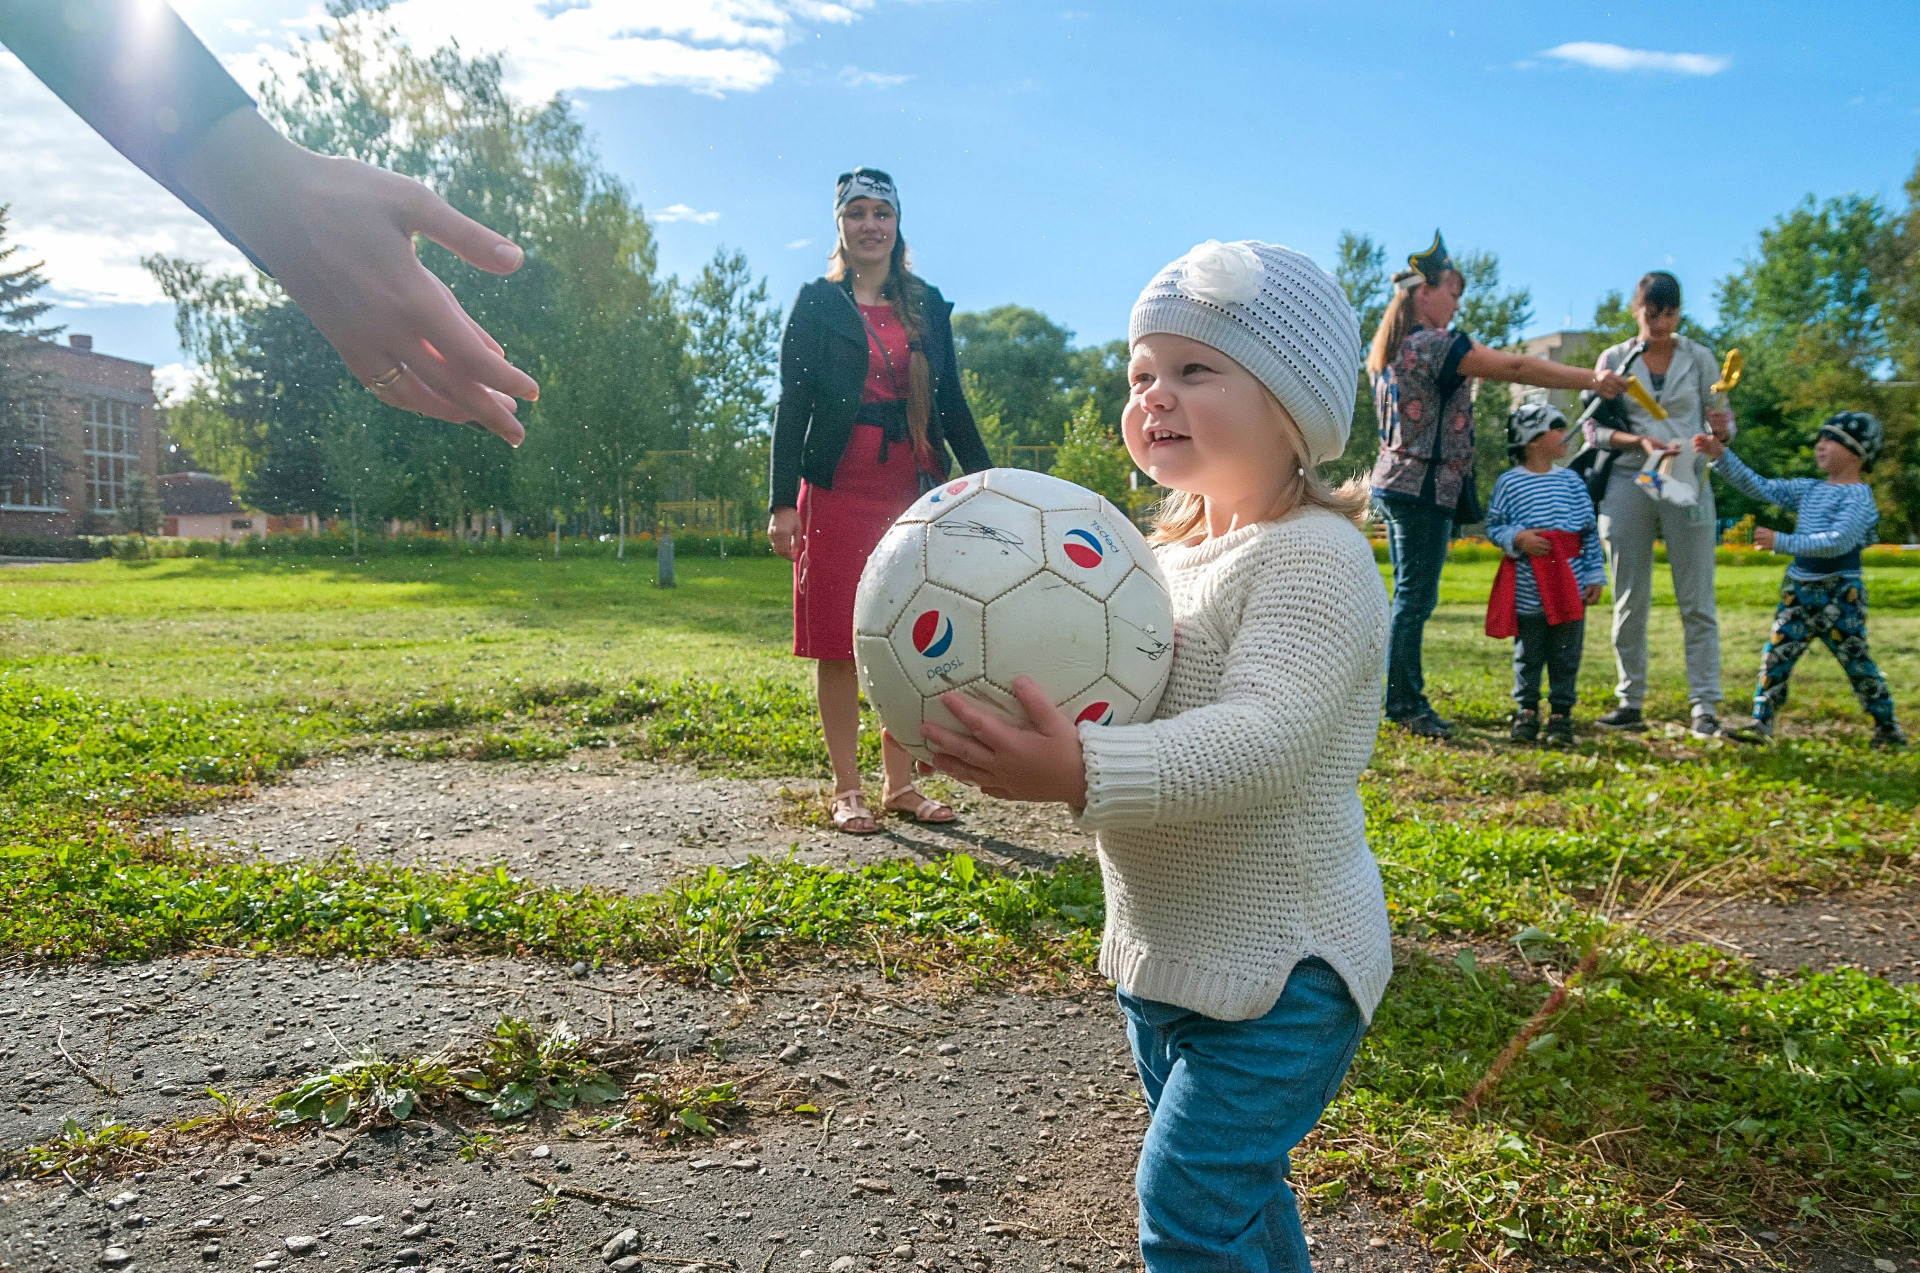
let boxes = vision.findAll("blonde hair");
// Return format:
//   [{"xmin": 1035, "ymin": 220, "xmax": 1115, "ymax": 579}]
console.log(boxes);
[
  {"xmin": 827, "ymin": 228, "xmax": 934, "ymax": 466},
  {"xmin": 1365, "ymin": 270, "xmax": 1463, "ymax": 377},
  {"xmin": 1148, "ymin": 389, "xmax": 1371, "ymax": 543}
]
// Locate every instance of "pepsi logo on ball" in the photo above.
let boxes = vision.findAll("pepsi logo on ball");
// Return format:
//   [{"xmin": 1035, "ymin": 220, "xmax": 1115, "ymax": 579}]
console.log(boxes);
[
  {"xmin": 928, "ymin": 479, "xmax": 970, "ymax": 504},
  {"xmin": 1075, "ymin": 701, "xmax": 1114, "ymax": 726},
  {"xmin": 911, "ymin": 609, "xmax": 955, "ymax": 658},
  {"xmin": 1062, "ymin": 528, "xmax": 1104, "ymax": 568}
]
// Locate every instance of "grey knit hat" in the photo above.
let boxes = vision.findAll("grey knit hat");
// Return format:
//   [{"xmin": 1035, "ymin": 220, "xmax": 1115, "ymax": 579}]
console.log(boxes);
[{"xmin": 1129, "ymin": 240, "xmax": 1361, "ymax": 465}]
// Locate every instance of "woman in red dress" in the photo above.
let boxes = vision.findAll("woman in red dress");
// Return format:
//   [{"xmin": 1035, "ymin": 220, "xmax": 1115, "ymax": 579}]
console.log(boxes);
[{"xmin": 767, "ymin": 168, "xmax": 994, "ymax": 833}]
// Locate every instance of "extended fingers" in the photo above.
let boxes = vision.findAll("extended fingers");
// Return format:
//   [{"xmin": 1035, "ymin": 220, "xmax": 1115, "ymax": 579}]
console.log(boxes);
[
  {"xmin": 920, "ymin": 719, "xmax": 994, "ymax": 770},
  {"xmin": 409, "ymin": 184, "xmax": 527, "ymax": 275},
  {"xmin": 1010, "ymin": 675, "xmax": 1071, "ymax": 733},
  {"xmin": 417, "ymin": 273, "xmax": 540, "ymax": 402}
]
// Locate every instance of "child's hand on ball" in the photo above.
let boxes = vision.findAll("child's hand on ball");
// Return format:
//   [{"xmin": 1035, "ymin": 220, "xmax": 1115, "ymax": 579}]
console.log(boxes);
[{"xmin": 921, "ymin": 676, "xmax": 1089, "ymax": 809}]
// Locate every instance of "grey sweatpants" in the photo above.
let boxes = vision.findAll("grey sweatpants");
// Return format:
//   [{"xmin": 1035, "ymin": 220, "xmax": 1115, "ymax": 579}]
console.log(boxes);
[{"xmin": 1598, "ymin": 469, "xmax": 1722, "ymax": 713}]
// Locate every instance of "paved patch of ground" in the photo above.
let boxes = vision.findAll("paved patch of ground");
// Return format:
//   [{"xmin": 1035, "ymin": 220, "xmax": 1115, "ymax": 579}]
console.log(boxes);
[
  {"xmin": 0, "ymin": 957, "xmax": 1437, "ymax": 1273},
  {"xmin": 1650, "ymin": 884, "xmax": 1920, "ymax": 985},
  {"xmin": 160, "ymin": 756, "xmax": 1090, "ymax": 893}
]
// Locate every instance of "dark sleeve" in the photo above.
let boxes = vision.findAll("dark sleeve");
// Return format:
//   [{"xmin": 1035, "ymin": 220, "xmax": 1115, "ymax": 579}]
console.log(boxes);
[
  {"xmin": 0, "ymin": 0, "xmax": 263, "ymax": 269},
  {"xmin": 1435, "ymin": 330, "xmax": 1473, "ymax": 404},
  {"xmin": 928, "ymin": 297, "xmax": 992, "ymax": 475},
  {"xmin": 768, "ymin": 286, "xmax": 818, "ymax": 512}
]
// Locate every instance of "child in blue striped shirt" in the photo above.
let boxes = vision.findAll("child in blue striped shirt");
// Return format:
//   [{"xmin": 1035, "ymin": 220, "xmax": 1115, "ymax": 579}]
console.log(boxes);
[
  {"xmin": 1485, "ymin": 405, "xmax": 1607, "ymax": 746},
  {"xmin": 1694, "ymin": 412, "xmax": 1904, "ymax": 748}
]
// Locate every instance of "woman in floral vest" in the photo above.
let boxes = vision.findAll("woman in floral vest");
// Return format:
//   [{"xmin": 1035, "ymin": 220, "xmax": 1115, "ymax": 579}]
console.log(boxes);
[{"xmin": 1367, "ymin": 233, "xmax": 1628, "ymax": 738}]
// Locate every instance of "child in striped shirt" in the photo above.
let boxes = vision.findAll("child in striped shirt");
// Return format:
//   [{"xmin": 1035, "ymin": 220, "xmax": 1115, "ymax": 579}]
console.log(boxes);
[
  {"xmin": 1694, "ymin": 412, "xmax": 1904, "ymax": 748},
  {"xmin": 1485, "ymin": 405, "xmax": 1607, "ymax": 746}
]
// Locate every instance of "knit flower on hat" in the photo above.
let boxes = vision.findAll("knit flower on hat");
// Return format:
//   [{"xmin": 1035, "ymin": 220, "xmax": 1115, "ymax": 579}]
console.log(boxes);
[{"xmin": 1178, "ymin": 240, "xmax": 1263, "ymax": 306}]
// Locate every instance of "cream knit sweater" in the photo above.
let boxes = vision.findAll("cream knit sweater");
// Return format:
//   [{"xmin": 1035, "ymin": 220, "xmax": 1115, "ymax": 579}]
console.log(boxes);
[{"xmin": 1077, "ymin": 507, "xmax": 1394, "ymax": 1023}]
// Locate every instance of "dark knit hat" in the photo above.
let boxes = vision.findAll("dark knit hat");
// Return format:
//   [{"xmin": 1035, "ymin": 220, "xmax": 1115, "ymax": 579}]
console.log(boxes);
[{"xmin": 1817, "ymin": 411, "xmax": 1883, "ymax": 469}]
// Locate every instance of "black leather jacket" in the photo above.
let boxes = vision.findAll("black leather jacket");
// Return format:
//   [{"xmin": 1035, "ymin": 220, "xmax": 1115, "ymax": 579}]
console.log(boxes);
[{"xmin": 769, "ymin": 277, "xmax": 992, "ymax": 511}]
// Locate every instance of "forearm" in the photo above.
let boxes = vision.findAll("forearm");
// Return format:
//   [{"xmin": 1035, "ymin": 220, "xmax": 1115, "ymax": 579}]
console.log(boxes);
[
  {"xmin": 1711, "ymin": 450, "xmax": 1798, "ymax": 507},
  {"xmin": 1483, "ymin": 504, "xmax": 1520, "ymax": 554},
  {"xmin": 768, "ymin": 408, "xmax": 805, "ymax": 510},
  {"xmin": 1462, "ymin": 347, "xmax": 1598, "ymax": 392},
  {"xmin": 1773, "ymin": 505, "xmax": 1877, "ymax": 557},
  {"xmin": 0, "ymin": 0, "xmax": 254, "ymax": 181}
]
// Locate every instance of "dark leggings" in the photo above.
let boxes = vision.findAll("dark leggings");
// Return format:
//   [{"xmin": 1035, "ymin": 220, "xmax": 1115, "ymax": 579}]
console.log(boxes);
[{"xmin": 1513, "ymin": 615, "xmax": 1584, "ymax": 715}]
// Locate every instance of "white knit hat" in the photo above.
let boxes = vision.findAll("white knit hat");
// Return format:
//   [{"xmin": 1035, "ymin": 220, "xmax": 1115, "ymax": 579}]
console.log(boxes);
[{"xmin": 1129, "ymin": 240, "xmax": 1361, "ymax": 465}]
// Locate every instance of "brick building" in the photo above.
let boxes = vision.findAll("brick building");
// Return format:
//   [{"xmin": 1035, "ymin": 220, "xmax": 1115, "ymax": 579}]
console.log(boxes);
[
  {"xmin": 0, "ymin": 334, "xmax": 159, "ymax": 537},
  {"xmin": 1509, "ymin": 330, "xmax": 1598, "ymax": 417}
]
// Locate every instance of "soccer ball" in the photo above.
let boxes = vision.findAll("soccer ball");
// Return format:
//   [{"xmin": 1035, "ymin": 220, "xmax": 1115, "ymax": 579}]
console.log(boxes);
[{"xmin": 853, "ymin": 468, "xmax": 1176, "ymax": 764}]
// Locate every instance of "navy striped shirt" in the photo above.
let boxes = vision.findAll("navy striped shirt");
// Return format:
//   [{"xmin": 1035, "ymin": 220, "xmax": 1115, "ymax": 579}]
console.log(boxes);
[
  {"xmin": 1712, "ymin": 450, "xmax": 1878, "ymax": 579},
  {"xmin": 1485, "ymin": 466, "xmax": 1607, "ymax": 615}
]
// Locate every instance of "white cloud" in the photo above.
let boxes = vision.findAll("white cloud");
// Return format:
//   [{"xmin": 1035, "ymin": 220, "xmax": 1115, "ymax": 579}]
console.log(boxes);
[
  {"xmin": 0, "ymin": 52, "xmax": 249, "ymax": 308},
  {"xmin": 152, "ymin": 362, "xmax": 202, "ymax": 405},
  {"xmin": 838, "ymin": 65, "xmax": 908, "ymax": 89},
  {"xmin": 785, "ymin": 238, "xmax": 813, "ymax": 250},
  {"xmin": 318, "ymin": 0, "xmax": 885, "ymax": 101},
  {"xmin": 1538, "ymin": 42, "xmax": 1731, "ymax": 76},
  {"xmin": 652, "ymin": 203, "xmax": 722, "ymax": 225}
]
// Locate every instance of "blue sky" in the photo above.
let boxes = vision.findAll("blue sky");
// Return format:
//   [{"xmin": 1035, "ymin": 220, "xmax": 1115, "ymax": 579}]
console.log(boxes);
[{"xmin": 7, "ymin": 0, "xmax": 1920, "ymax": 386}]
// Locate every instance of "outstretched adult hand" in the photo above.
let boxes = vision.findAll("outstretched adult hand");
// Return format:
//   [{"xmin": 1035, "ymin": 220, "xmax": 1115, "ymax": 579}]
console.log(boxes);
[
  {"xmin": 920, "ymin": 676, "xmax": 1088, "ymax": 808},
  {"xmin": 177, "ymin": 110, "xmax": 539, "ymax": 445}
]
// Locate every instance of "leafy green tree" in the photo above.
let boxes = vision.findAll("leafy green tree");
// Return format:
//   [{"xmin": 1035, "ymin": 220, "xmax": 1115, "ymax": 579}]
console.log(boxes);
[
  {"xmin": 119, "ymin": 470, "xmax": 161, "ymax": 536},
  {"xmin": 147, "ymin": 8, "xmax": 691, "ymax": 540},
  {"xmin": 1332, "ymin": 231, "xmax": 1388, "ymax": 481},
  {"xmin": 1067, "ymin": 338, "xmax": 1130, "ymax": 435},
  {"xmin": 1713, "ymin": 188, "xmax": 1914, "ymax": 537},
  {"xmin": 952, "ymin": 305, "xmax": 1077, "ymax": 446},
  {"xmin": 960, "ymin": 369, "xmax": 1013, "ymax": 466},
  {"xmin": 683, "ymin": 248, "xmax": 780, "ymax": 539},
  {"xmin": 1051, "ymin": 396, "xmax": 1133, "ymax": 509},
  {"xmin": 0, "ymin": 206, "xmax": 67, "ymax": 508},
  {"xmin": 1454, "ymin": 249, "xmax": 1533, "ymax": 516}
]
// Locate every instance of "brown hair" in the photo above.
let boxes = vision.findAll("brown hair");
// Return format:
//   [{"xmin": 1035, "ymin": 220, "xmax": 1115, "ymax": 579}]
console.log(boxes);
[
  {"xmin": 828, "ymin": 227, "xmax": 934, "ymax": 466},
  {"xmin": 1147, "ymin": 388, "xmax": 1371, "ymax": 544},
  {"xmin": 1632, "ymin": 270, "xmax": 1682, "ymax": 313},
  {"xmin": 1365, "ymin": 270, "xmax": 1463, "ymax": 377}
]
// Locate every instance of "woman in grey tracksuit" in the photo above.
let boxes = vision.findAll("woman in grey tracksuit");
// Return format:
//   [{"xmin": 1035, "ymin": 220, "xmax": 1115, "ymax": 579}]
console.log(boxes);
[{"xmin": 1583, "ymin": 271, "xmax": 1735, "ymax": 737}]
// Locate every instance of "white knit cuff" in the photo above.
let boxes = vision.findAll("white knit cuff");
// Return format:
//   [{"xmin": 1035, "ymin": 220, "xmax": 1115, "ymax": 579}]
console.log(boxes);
[{"xmin": 1075, "ymin": 724, "xmax": 1161, "ymax": 830}]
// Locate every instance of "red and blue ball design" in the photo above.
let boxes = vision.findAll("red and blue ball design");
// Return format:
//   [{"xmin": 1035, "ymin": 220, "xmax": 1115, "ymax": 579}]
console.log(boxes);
[
  {"xmin": 1074, "ymin": 701, "xmax": 1114, "ymax": 726},
  {"xmin": 911, "ymin": 609, "xmax": 955, "ymax": 658},
  {"xmin": 1062, "ymin": 528, "xmax": 1104, "ymax": 569}
]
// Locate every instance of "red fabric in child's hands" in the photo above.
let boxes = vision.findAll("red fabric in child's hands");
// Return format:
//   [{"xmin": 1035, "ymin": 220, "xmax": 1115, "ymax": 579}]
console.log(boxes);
[{"xmin": 1486, "ymin": 529, "xmax": 1586, "ymax": 638}]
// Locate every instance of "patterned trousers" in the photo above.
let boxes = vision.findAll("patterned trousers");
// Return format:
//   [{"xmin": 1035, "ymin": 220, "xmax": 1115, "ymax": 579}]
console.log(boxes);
[{"xmin": 1752, "ymin": 574, "xmax": 1896, "ymax": 728}]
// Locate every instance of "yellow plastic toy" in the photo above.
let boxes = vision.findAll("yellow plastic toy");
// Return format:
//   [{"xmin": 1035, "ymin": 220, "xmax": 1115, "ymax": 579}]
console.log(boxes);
[
  {"xmin": 1624, "ymin": 375, "xmax": 1668, "ymax": 420},
  {"xmin": 1712, "ymin": 348, "xmax": 1743, "ymax": 395}
]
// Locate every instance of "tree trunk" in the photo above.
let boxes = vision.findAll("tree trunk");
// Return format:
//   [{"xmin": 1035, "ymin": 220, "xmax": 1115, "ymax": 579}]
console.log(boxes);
[{"xmin": 617, "ymin": 488, "xmax": 627, "ymax": 561}]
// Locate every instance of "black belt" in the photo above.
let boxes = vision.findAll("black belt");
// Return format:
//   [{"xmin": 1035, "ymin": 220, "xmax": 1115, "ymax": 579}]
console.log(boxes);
[{"xmin": 855, "ymin": 399, "xmax": 911, "ymax": 465}]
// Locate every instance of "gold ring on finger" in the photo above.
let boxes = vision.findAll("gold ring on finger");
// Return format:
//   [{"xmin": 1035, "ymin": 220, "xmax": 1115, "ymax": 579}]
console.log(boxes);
[{"xmin": 369, "ymin": 364, "xmax": 406, "ymax": 392}]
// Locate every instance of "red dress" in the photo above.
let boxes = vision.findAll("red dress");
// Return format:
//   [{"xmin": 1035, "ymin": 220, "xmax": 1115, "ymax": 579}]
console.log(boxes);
[{"xmin": 793, "ymin": 303, "xmax": 930, "ymax": 659}]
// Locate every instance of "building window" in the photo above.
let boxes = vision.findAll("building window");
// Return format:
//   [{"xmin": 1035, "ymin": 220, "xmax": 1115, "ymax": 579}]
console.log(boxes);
[
  {"xmin": 83, "ymin": 396, "xmax": 138, "ymax": 512},
  {"xmin": 0, "ymin": 400, "xmax": 60, "ymax": 510}
]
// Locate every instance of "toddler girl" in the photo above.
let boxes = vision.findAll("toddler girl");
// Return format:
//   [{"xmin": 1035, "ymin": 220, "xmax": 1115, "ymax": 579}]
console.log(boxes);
[{"xmin": 921, "ymin": 241, "xmax": 1393, "ymax": 1273}]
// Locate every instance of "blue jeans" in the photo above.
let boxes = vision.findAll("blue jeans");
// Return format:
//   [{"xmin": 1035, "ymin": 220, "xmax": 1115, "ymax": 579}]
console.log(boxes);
[
  {"xmin": 1119, "ymin": 958, "xmax": 1368, "ymax": 1273},
  {"xmin": 1376, "ymin": 496, "xmax": 1452, "ymax": 721}
]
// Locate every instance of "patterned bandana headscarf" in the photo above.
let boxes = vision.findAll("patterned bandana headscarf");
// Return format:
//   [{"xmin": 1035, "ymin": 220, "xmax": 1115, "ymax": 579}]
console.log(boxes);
[
  {"xmin": 1391, "ymin": 229, "xmax": 1454, "ymax": 292},
  {"xmin": 835, "ymin": 167, "xmax": 898, "ymax": 216}
]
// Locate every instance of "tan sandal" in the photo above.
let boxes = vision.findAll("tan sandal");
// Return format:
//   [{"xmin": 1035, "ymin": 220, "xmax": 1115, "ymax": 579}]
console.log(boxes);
[
  {"xmin": 829, "ymin": 789, "xmax": 880, "ymax": 835},
  {"xmin": 883, "ymin": 785, "xmax": 956, "ymax": 824}
]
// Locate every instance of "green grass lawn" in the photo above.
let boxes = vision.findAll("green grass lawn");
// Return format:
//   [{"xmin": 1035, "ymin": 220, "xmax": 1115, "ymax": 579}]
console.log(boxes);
[
  {"xmin": 3, "ymin": 551, "xmax": 1918, "ymax": 1264},
  {"xmin": 7, "ymin": 554, "xmax": 1913, "ymax": 732}
]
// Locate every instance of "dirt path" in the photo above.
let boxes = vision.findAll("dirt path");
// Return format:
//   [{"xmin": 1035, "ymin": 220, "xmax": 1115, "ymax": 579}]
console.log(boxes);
[
  {"xmin": 0, "ymin": 958, "xmax": 1434, "ymax": 1273},
  {"xmin": 1658, "ymin": 884, "xmax": 1920, "ymax": 984},
  {"xmin": 161, "ymin": 756, "xmax": 1090, "ymax": 893}
]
